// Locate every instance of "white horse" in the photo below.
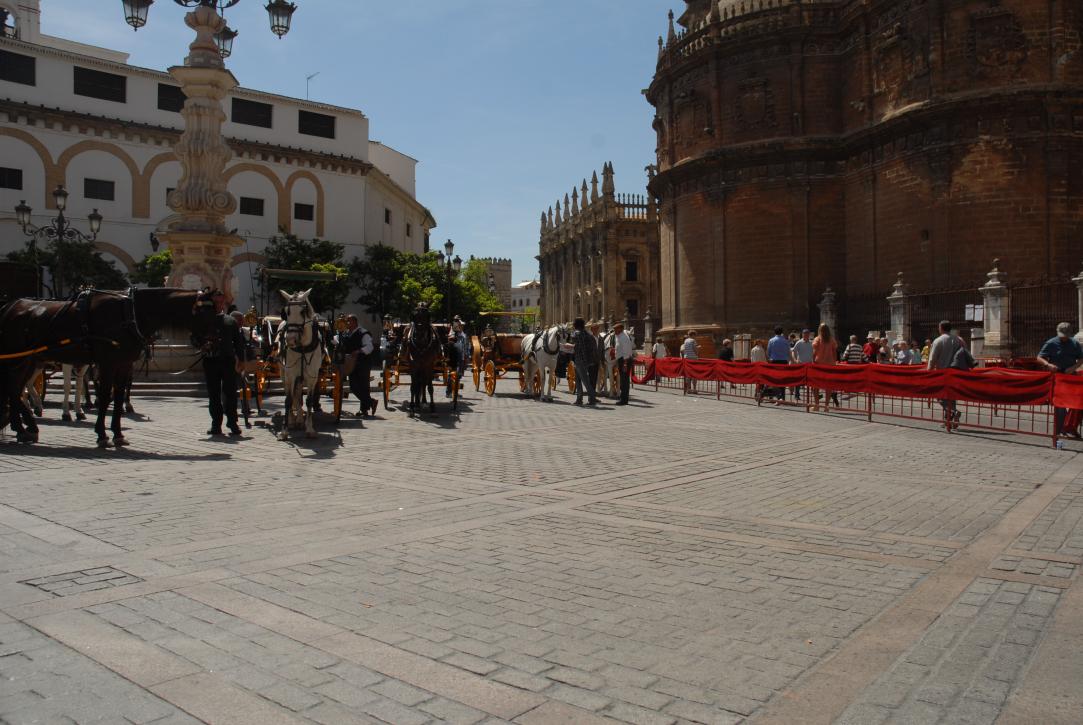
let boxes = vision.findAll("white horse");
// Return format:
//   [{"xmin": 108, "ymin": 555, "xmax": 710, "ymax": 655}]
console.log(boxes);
[
  {"xmin": 522, "ymin": 324, "xmax": 568, "ymax": 402},
  {"xmin": 277, "ymin": 289, "xmax": 324, "ymax": 440},
  {"xmin": 61, "ymin": 364, "xmax": 89, "ymax": 421}
]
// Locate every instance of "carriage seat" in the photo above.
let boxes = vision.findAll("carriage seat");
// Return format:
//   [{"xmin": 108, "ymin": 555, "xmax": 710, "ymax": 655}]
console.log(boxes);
[{"xmin": 496, "ymin": 335, "xmax": 521, "ymax": 357}]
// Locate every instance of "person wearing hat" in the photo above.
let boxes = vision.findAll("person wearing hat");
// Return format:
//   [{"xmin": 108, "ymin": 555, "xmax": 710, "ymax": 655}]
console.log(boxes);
[
  {"xmin": 610, "ymin": 321, "xmax": 635, "ymax": 405},
  {"xmin": 1039, "ymin": 322, "xmax": 1083, "ymax": 438},
  {"xmin": 446, "ymin": 317, "xmax": 469, "ymax": 398},
  {"xmin": 568, "ymin": 317, "xmax": 598, "ymax": 405}
]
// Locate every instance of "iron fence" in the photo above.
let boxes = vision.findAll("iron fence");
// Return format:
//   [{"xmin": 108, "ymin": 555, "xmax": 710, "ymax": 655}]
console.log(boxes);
[
  {"xmin": 1009, "ymin": 282, "xmax": 1076, "ymax": 357},
  {"xmin": 907, "ymin": 289, "xmax": 984, "ymax": 344}
]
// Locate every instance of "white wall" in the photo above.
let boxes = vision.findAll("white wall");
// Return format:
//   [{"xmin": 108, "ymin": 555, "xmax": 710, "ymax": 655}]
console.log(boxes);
[{"xmin": 368, "ymin": 142, "xmax": 417, "ymax": 198}]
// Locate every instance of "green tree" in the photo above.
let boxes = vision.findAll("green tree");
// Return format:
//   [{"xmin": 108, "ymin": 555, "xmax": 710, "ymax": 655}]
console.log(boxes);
[
  {"xmin": 261, "ymin": 232, "xmax": 349, "ymax": 314},
  {"xmin": 130, "ymin": 249, "xmax": 173, "ymax": 288},
  {"xmin": 454, "ymin": 257, "xmax": 502, "ymax": 329},
  {"xmin": 349, "ymin": 243, "xmax": 400, "ymax": 320},
  {"xmin": 7, "ymin": 237, "xmax": 127, "ymax": 297}
]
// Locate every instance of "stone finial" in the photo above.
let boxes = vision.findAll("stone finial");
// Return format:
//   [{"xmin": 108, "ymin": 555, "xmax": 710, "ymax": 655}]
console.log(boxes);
[
  {"xmin": 571, "ymin": 188, "xmax": 579, "ymax": 216},
  {"xmin": 555, "ymin": 200, "xmax": 562, "ymax": 225},
  {"xmin": 540, "ymin": 211, "xmax": 548, "ymax": 235},
  {"xmin": 981, "ymin": 258, "xmax": 1007, "ymax": 290},
  {"xmin": 581, "ymin": 179, "xmax": 589, "ymax": 210},
  {"xmin": 658, "ymin": 35, "xmax": 665, "ymax": 57},
  {"xmin": 602, "ymin": 162, "xmax": 616, "ymax": 197},
  {"xmin": 547, "ymin": 206, "xmax": 554, "ymax": 228},
  {"xmin": 591, "ymin": 171, "xmax": 600, "ymax": 202},
  {"xmin": 667, "ymin": 9, "xmax": 676, "ymax": 43},
  {"xmin": 888, "ymin": 271, "xmax": 908, "ymax": 300},
  {"xmin": 564, "ymin": 193, "xmax": 571, "ymax": 219}
]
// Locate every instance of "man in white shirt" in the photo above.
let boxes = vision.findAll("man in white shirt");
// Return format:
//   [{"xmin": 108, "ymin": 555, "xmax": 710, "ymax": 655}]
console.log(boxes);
[
  {"xmin": 611, "ymin": 321, "xmax": 636, "ymax": 405},
  {"xmin": 791, "ymin": 328, "xmax": 814, "ymax": 402}
]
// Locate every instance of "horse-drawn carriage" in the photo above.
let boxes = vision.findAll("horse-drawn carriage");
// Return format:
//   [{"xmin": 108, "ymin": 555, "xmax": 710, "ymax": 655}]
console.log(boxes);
[{"xmin": 472, "ymin": 311, "xmax": 537, "ymax": 396}]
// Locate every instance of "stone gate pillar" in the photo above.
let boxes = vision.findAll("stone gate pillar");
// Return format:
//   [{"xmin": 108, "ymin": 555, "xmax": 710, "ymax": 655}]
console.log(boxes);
[
  {"xmin": 1073, "ymin": 264, "xmax": 1083, "ymax": 336},
  {"xmin": 817, "ymin": 287, "xmax": 837, "ymax": 336},
  {"xmin": 886, "ymin": 273, "xmax": 910, "ymax": 343},
  {"xmin": 980, "ymin": 259, "xmax": 1011, "ymax": 359},
  {"xmin": 643, "ymin": 306, "xmax": 654, "ymax": 351}
]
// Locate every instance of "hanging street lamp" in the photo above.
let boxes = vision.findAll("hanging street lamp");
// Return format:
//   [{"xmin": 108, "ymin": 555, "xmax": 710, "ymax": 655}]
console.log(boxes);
[{"xmin": 213, "ymin": 24, "xmax": 238, "ymax": 57}]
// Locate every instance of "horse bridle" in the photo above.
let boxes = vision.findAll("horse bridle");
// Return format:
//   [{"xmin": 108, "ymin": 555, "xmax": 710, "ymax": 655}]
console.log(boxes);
[{"xmin": 283, "ymin": 299, "xmax": 320, "ymax": 354}]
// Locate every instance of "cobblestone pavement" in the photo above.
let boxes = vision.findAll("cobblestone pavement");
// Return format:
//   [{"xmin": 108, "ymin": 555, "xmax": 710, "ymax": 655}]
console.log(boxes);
[{"xmin": 0, "ymin": 380, "xmax": 1080, "ymax": 724}]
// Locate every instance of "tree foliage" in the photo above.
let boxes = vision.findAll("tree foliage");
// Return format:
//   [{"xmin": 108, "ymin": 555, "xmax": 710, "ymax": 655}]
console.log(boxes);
[
  {"xmin": 7, "ymin": 237, "xmax": 128, "ymax": 298},
  {"xmin": 349, "ymin": 246, "xmax": 502, "ymax": 328},
  {"xmin": 261, "ymin": 232, "xmax": 349, "ymax": 314},
  {"xmin": 130, "ymin": 249, "xmax": 173, "ymax": 288}
]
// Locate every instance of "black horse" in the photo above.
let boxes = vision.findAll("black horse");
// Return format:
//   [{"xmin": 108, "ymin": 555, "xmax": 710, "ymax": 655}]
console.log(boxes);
[
  {"xmin": 0, "ymin": 288, "xmax": 217, "ymax": 447},
  {"xmin": 403, "ymin": 304, "xmax": 444, "ymax": 416}
]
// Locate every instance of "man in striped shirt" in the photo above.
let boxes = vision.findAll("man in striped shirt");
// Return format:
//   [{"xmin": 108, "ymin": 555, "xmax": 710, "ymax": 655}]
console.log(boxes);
[{"xmin": 842, "ymin": 335, "xmax": 865, "ymax": 364}]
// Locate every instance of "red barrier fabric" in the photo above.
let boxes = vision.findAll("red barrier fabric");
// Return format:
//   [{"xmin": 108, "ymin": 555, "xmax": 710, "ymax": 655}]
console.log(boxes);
[
  {"xmin": 805, "ymin": 364, "xmax": 868, "ymax": 394},
  {"xmin": 1054, "ymin": 374, "xmax": 1083, "ymax": 409},
  {"xmin": 634, "ymin": 357, "xmax": 1060, "ymax": 407},
  {"xmin": 948, "ymin": 369, "xmax": 1051, "ymax": 406}
]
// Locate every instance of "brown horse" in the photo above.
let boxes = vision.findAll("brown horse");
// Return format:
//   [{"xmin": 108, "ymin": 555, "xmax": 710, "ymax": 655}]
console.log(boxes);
[
  {"xmin": 0, "ymin": 288, "xmax": 217, "ymax": 447},
  {"xmin": 403, "ymin": 304, "xmax": 444, "ymax": 416}
]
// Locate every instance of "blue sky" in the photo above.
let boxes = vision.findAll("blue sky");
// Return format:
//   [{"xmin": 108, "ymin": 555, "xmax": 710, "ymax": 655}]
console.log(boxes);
[{"xmin": 41, "ymin": 0, "xmax": 668, "ymax": 283}]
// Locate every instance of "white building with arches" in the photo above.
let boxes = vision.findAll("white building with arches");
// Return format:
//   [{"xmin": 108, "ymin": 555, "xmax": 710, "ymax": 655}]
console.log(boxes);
[{"xmin": 0, "ymin": 0, "xmax": 435, "ymax": 323}]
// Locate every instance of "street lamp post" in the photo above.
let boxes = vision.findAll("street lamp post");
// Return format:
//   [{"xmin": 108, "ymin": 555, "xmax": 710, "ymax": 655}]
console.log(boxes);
[
  {"xmin": 14, "ymin": 186, "xmax": 103, "ymax": 298},
  {"xmin": 117, "ymin": 0, "xmax": 299, "ymax": 300},
  {"xmin": 435, "ymin": 239, "xmax": 462, "ymax": 323}
]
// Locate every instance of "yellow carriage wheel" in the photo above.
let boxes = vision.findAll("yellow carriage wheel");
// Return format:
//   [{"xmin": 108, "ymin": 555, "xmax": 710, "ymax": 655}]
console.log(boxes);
[
  {"xmin": 33, "ymin": 371, "xmax": 45, "ymax": 400},
  {"xmin": 484, "ymin": 361, "xmax": 497, "ymax": 397},
  {"xmin": 532, "ymin": 368, "xmax": 543, "ymax": 397},
  {"xmin": 567, "ymin": 363, "xmax": 576, "ymax": 393},
  {"xmin": 518, "ymin": 370, "xmax": 526, "ymax": 393},
  {"xmin": 333, "ymin": 369, "xmax": 343, "ymax": 422},
  {"xmin": 382, "ymin": 365, "xmax": 393, "ymax": 409}
]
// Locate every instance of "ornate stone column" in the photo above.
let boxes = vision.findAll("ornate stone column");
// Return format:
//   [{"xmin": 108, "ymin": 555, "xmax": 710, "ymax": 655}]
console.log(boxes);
[
  {"xmin": 886, "ymin": 273, "xmax": 910, "ymax": 343},
  {"xmin": 979, "ymin": 259, "xmax": 1011, "ymax": 359},
  {"xmin": 156, "ymin": 5, "xmax": 243, "ymax": 300},
  {"xmin": 817, "ymin": 287, "xmax": 838, "ymax": 336}
]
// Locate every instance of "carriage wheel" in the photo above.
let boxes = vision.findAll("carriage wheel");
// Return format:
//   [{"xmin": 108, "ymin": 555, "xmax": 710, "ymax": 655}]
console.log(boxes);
[
  {"xmin": 518, "ymin": 370, "xmax": 526, "ymax": 393},
  {"xmin": 484, "ymin": 361, "xmax": 497, "ymax": 397},
  {"xmin": 567, "ymin": 363, "xmax": 576, "ymax": 393},
  {"xmin": 255, "ymin": 370, "xmax": 265, "ymax": 413},
  {"xmin": 611, "ymin": 366, "xmax": 620, "ymax": 397},
  {"xmin": 472, "ymin": 365, "xmax": 481, "ymax": 391},
  {"xmin": 33, "ymin": 371, "xmax": 45, "ymax": 402},
  {"xmin": 532, "ymin": 368, "xmax": 543, "ymax": 398},
  {"xmin": 333, "ymin": 369, "xmax": 343, "ymax": 422},
  {"xmin": 382, "ymin": 364, "xmax": 393, "ymax": 410}
]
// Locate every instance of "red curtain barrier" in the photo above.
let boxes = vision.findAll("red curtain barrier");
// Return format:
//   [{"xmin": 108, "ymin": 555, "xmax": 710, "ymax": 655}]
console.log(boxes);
[
  {"xmin": 1054, "ymin": 374, "xmax": 1083, "ymax": 409},
  {"xmin": 633, "ymin": 357, "xmax": 1056, "ymax": 407}
]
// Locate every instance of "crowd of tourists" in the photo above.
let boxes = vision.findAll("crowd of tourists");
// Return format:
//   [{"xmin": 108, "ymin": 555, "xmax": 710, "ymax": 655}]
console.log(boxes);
[{"xmin": 644, "ymin": 319, "xmax": 1083, "ymax": 440}]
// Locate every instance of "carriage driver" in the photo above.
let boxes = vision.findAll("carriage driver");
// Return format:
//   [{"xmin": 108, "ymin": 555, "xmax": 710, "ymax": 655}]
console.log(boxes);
[
  {"xmin": 202, "ymin": 290, "xmax": 246, "ymax": 437},
  {"xmin": 341, "ymin": 314, "xmax": 378, "ymax": 417},
  {"xmin": 446, "ymin": 316, "xmax": 469, "ymax": 398}
]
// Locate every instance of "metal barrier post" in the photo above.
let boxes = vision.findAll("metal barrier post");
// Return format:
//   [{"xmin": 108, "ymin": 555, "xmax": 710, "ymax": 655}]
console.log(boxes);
[{"xmin": 867, "ymin": 393, "xmax": 874, "ymax": 422}]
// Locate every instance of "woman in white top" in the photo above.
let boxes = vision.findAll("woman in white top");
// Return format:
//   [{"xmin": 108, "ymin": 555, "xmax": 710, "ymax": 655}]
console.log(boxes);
[
  {"xmin": 651, "ymin": 337, "xmax": 668, "ymax": 359},
  {"xmin": 750, "ymin": 340, "xmax": 767, "ymax": 363}
]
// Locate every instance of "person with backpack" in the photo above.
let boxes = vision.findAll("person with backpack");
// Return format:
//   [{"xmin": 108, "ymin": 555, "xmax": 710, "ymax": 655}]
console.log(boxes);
[
  {"xmin": 341, "ymin": 314, "xmax": 377, "ymax": 417},
  {"xmin": 927, "ymin": 320, "xmax": 965, "ymax": 430}
]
